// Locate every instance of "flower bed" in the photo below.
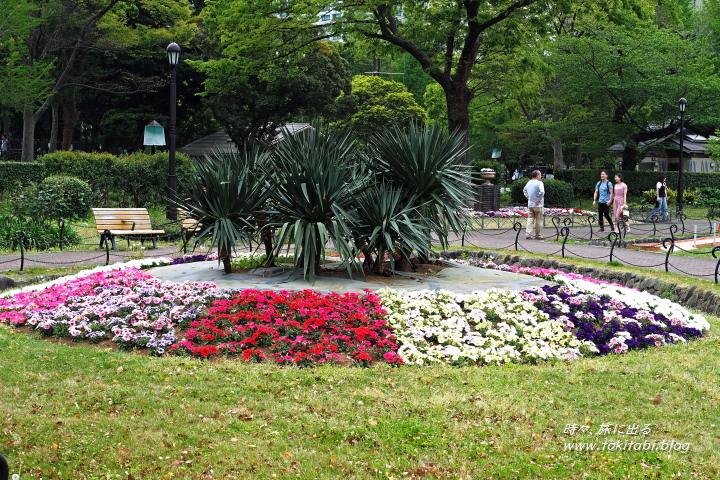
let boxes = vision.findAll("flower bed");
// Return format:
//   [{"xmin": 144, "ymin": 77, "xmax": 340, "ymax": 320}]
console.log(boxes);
[
  {"xmin": 0, "ymin": 257, "xmax": 710, "ymax": 367},
  {"xmin": 464, "ymin": 207, "xmax": 594, "ymax": 218},
  {"xmin": 171, "ymin": 289, "xmax": 402, "ymax": 366}
]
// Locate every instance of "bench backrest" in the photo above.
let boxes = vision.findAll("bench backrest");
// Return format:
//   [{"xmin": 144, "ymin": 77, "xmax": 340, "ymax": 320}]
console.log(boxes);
[
  {"xmin": 92, "ymin": 208, "xmax": 155, "ymax": 232},
  {"xmin": 178, "ymin": 209, "xmax": 201, "ymax": 230}
]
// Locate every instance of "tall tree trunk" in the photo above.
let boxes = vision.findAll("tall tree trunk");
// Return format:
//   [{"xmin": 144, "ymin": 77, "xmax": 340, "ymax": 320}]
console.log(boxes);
[
  {"xmin": 575, "ymin": 137, "xmax": 583, "ymax": 168},
  {"xmin": 61, "ymin": 89, "xmax": 79, "ymax": 150},
  {"xmin": 49, "ymin": 99, "xmax": 59, "ymax": 153},
  {"xmin": 622, "ymin": 146, "xmax": 638, "ymax": 171},
  {"xmin": 445, "ymin": 84, "xmax": 473, "ymax": 164},
  {"xmin": 550, "ymin": 138, "xmax": 564, "ymax": 170},
  {"xmin": 21, "ymin": 108, "xmax": 38, "ymax": 162}
]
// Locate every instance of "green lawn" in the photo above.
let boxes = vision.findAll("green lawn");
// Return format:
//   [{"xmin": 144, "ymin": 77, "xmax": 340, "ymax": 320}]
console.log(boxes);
[{"xmin": 0, "ymin": 258, "xmax": 718, "ymax": 479}]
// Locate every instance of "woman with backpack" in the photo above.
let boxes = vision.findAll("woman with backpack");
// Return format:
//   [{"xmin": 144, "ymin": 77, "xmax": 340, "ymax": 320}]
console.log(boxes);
[{"xmin": 593, "ymin": 171, "xmax": 615, "ymax": 232}]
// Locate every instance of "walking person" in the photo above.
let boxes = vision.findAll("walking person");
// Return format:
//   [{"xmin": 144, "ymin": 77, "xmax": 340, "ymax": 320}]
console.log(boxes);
[
  {"xmin": 612, "ymin": 173, "xmax": 628, "ymax": 231},
  {"xmin": 648, "ymin": 174, "xmax": 669, "ymax": 222},
  {"xmin": 0, "ymin": 135, "xmax": 7, "ymax": 160},
  {"xmin": 523, "ymin": 170, "xmax": 545, "ymax": 240},
  {"xmin": 593, "ymin": 171, "xmax": 615, "ymax": 232}
]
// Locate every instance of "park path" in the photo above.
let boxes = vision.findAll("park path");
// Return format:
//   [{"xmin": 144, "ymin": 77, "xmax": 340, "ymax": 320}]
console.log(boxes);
[{"xmin": 0, "ymin": 218, "xmax": 718, "ymax": 283}]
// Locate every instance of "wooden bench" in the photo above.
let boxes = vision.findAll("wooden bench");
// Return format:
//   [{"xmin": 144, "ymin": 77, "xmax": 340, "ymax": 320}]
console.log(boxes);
[
  {"xmin": 178, "ymin": 209, "xmax": 203, "ymax": 254},
  {"xmin": 92, "ymin": 208, "xmax": 165, "ymax": 250}
]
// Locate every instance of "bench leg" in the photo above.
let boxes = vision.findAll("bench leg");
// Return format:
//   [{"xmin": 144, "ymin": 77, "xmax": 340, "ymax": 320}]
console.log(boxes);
[
  {"xmin": 111, "ymin": 236, "xmax": 118, "ymax": 251},
  {"xmin": 152, "ymin": 236, "xmax": 158, "ymax": 249}
]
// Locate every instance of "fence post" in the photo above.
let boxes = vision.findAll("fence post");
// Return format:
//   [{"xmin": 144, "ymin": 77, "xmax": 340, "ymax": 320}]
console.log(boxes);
[
  {"xmin": 662, "ymin": 237, "xmax": 674, "ymax": 273},
  {"xmin": 104, "ymin": 229, "xmax": 111, "ymax": 266},
  {"xmin": 513, "ymin": 221, "xmax": 522, "ymax": 251},
  {"xmin": 561, "ymin": 226, "xmax": 570, "ymax": 258},
  {"xmin": 19, "ymin": 232, "xmax": 27, "ymax": 272},
  {"xmin": 181, "ymin": 227, "xmax": 189, "ymax": 255},
  {"xmin": 58, "ymin": 218, "xmax": 65, "ymax": 252},
  {"xmin": 650, "ymin": 214, "xmax": 658, "ymax": 237},
  {"xmin": 713, "ymin": 246, "xmax": 720, "ymax": 284},
  {"xmin": 708, "ymin": 209, "xmax": 716, "ymax": 234},
  {"xmin": 608, "ymin": 232, "xmax": 619, "ymax": 263},
  {"xmin": 669, "ymin": 223, "xmax": 677, "ymax": 243},
  {"xmin": 588, "ymin": 215, "xmax": 596, "ymax": 241},
  {"xmin": 552, "ymin": 216, "xmax": 561, "ymax": 241},
  {"xmin": 678, "ymin": 213, "xmax": 687, "ymax": 235},
  {"xmin": 714, "ymin": 222, "xmax": 717, "ymax": 247}
]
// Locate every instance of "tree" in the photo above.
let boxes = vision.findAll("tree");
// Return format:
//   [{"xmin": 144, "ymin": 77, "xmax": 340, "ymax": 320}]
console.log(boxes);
[
  {"xmin": 549, "ymin": 25, "xmax": 720, "ymax": 169},
  {"xmin": 191, "ymin": 34, "xmax": 351, "ymax": 148},
  {"xmin": 328, "ymin": 75, "xmax": 426, "ymax": 143}
]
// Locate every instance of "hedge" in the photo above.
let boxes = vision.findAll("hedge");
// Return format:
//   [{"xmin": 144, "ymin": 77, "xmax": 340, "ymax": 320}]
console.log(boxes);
[
  {"xmin": 0, "ymin": 162, "xmax": 46, "ymax": 196},
  {"xmin": 510, "ymin": 177, "xmax": 575, "ymax": 207},
  {"xmin": 40, "ymin": 151, "xmax": 195, "ymax": 208},
  {"xmin": 554, "ymin": 170, "xmax": 720, "ymax": 196}
]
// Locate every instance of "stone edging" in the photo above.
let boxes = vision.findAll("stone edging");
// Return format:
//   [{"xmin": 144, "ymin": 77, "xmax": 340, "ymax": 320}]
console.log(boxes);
[{"xmin": 441, "ymin": 250, "xmax": 719, "ymax": 315}]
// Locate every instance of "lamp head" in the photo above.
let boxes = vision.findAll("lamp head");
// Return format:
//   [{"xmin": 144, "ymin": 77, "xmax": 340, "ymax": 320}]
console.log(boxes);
[
  {"xmin": 679, "ymin": 97, "xmax": 687, "ymax": 113},
  {"xmin": 167, "ymin": 42, "xmax": 181, "ymax": 66}
]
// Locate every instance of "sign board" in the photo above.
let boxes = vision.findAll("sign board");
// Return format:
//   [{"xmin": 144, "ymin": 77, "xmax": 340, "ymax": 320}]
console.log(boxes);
[{"xmin": 143, "ymin": 120, "xmax": 166, "ymax": 146}]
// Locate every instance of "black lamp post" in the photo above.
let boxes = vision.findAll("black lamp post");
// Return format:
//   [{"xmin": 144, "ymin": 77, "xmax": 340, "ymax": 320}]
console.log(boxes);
[
  {"xmin": 677, "ymin": 97, "xmax": 687, "ymax": 214},
  {"xmin": 166, "ymin": 42, "xmax": 181, "ymax": 220}
]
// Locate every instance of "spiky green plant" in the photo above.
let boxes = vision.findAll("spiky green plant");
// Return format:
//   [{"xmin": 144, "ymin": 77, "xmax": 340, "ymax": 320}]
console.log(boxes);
[
  {"xmin": 268, "ymin": 125, "xmax": 368, "ymax": 283},
  {"xmin": 173, "ymin": 149, "xmax": 270, "ymax": 273},
  {"xmin": 352, "ymin": 184, "xmax": 434, "ymax": 273},
  {"xmin": 368, "ymin": 123, "xmax": 476, "ymax": 249}
]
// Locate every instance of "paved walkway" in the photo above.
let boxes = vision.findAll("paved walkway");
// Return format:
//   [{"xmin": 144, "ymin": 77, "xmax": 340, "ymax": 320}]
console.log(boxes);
[{"xmin": 1, "ymin": 218, "xmax": 719, "ymax": 283}]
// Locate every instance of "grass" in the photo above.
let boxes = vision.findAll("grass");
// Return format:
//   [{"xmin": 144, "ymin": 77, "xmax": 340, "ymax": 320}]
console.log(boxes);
[{"xmin": 0, "ymin": 253, "xmax": 719, "ymax": 478}]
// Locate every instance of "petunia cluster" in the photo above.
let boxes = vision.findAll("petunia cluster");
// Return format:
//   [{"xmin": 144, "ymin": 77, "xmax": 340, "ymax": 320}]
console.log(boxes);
[
  {"xmin": 170, "ymin": 289, "xmax": 403, "ymax": 366},
  {"xmin": 520, "ymin": 283, "xmax": 707, "ymax": 355},
  {"xmin": 463, "ymin": 207, "xmax": 594, "ymax": 219},
  {"xmin": 0, "ymin": 268, "xmax": 221, "ymax": 355},
  {"xmin": 377, "ymin": 288, "xmax": 597, "ymax": 366}
]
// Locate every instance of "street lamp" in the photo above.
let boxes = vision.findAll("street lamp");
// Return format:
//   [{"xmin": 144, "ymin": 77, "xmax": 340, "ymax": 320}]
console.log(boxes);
[
  {"xmin": 166, "ymin": 42, "xmax": 181, "ymax": 220},
  {"xmin": 677, "ymin": 97, "xmax": 687, "ymax": 214}
]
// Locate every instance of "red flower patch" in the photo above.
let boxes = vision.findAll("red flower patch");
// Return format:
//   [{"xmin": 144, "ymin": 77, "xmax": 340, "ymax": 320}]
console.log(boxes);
[{"xmin": 169, "ymin": 289, "xmax": 403, "ymax": 366}]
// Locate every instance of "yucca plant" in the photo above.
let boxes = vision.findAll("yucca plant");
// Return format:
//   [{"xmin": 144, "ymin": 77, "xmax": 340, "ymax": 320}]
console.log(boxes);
[
  {"xmin": 352, "ymin": 184, "xmax": 434, "ymax": 273},
  {"xmin": 173, "ymin": 149, "xmax": 270, "ymax": 273},
  {"xmin": 268, "ymin": 124, "xmax": 368, "ymax": 283},
  {"xmin": 368, "ymin": 123, "xmax": 476, "ymax": 249}
]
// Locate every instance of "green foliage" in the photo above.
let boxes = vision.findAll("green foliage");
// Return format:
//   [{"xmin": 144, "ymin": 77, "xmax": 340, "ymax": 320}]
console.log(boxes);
[
  {"xmin": 368, "ymin": 123, "xmax": 476, "ymax": 246},
  {"xmin": 695, "ymin": 187, "xmax": 720, "ymax": 206},
  {"xmin": 555, "ymin": 170, "xmax": 720, "ymax": 195},
  {"xmin": 510, "ymin": 178, "xmax": 574, "ymax": 207},
  {"xmin": 173, "ymin": 149, "xmax": 271, "ymax": 274},
  {"xmin": 329, "ymin": 75, "xmax": 426, "ymax": 143},
  {"xmin": 0, "ymin": 214, "xmax": 81, "ymax": 251},
  {"xmin": 352, "ymin": 185, "xmax": 434, "ymax": 271},
  {"xmin": 268, "ymin": 125, "xmax": 365, "ymax": 283},
  {"xmin": 10, "ymin": 175, "xmax": 94, "ymax": 222},
  {"xmin": 40, "ymin": 151, "xmax": 194, "ymax": 207},
  {"xmin": 0, "ymin": 162, "xmax": 46, "ymax": 197}
]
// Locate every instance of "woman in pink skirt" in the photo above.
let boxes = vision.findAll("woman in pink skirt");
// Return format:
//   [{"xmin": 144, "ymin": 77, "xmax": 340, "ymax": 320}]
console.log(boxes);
[{"xmin": 613, "ymin": 173, "xmax": 628, "ymax": 231}]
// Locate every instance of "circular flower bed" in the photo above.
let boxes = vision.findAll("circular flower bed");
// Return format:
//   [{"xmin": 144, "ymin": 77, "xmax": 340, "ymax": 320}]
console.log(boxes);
[{"xmin": 0, "ymin": 256, "xmax": 710, "ymax": 367}]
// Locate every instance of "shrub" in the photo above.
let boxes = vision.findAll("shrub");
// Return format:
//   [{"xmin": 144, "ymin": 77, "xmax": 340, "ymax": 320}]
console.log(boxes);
[
  {"xmin": 555, "ymin": 169, "xmax": 720, "ymax": 196},
  {"xmin": 0, "ymin": 162, "xmax": 46, "ymax": 197},
  {"xmin": 10, "ymin": 175, "xmax": 94, "ymax": 222},
  {"xmin": 0, "ymin": 214, "xmax": 81, "ymax": 251},
  {"xmin": 40, "ymin": 151, "xmax": 194, "ymax": 207},
  {"xmin": 510, "ymin": 177, "xmax": 575, "ymax": 207},
  {"xmin": 696, "ymin": 187, "xmax": 720, "ymax": 207}
]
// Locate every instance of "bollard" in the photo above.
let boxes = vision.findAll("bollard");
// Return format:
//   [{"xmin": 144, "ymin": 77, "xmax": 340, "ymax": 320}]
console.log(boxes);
[
  {"xmin": 18, "ymin": 232, "xmax": 27, "ymax": 272},
  {"xmin": 694, "ymin": 224, "xmax": 698, "ymax": 248},
  {"xmin": 58, "ymin": 218, "xmax": 65, "ymax": 251}
]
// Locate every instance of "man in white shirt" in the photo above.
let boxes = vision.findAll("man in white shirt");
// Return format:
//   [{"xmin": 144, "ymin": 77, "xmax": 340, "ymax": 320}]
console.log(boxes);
[{"xmin": 523, "ymin": 170, "xmax": 545, "ymax": 239}]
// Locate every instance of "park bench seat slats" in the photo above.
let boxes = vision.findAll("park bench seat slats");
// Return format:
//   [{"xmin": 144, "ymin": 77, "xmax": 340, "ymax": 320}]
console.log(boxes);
[{"xmin": 92, "ymin": 208, "xmax": 165, "ymax": 250}]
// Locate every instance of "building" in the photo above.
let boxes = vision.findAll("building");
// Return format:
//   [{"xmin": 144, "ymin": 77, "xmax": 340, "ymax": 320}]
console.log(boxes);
[{"xmin": 608, "ymin": 131, "xmax": 717, "ymax": 172}]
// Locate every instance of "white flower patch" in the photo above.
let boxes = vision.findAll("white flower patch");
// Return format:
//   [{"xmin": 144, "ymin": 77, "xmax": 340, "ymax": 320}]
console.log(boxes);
[{"xmin": 378, "ymin": 288, "xmax": 597, "ymax": 366}]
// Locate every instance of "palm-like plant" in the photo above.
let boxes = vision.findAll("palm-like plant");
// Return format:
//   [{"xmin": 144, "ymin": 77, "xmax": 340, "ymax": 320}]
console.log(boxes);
[
  {"xmin": 368, "ymin": 123, "xmax": 476, "ymax": 249},
  {"xmin": 173, "ymin": 149, "xmax": 270, "ymax": 273},
  {"xmin": 352, "ymin": 184, "xmax": 434, "ymax": 273},
  {"xmin": 268, "ymin": 124, "xmax": 367, "ymax": 283}
]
